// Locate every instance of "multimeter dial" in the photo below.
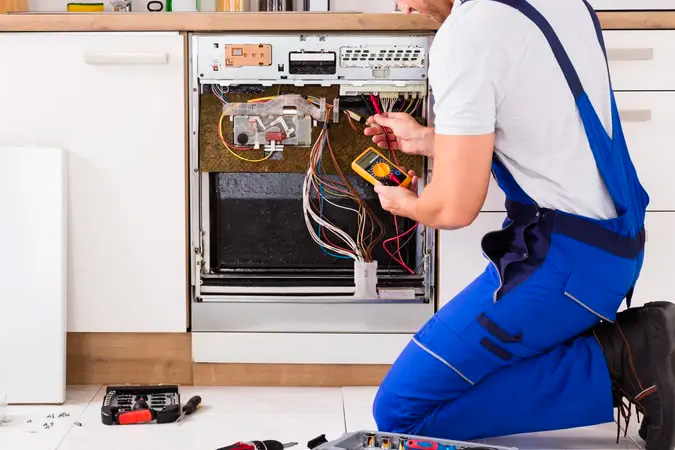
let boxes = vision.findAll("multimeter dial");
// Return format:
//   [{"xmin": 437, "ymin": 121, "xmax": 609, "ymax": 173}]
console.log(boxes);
[{"xmin": 370, "ymin": 162, "xmax": 391, "ymax": 179}]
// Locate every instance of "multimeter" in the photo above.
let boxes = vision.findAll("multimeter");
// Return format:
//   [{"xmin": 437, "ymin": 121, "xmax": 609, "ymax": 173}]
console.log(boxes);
[{"xmin": 352, "ymin": 147, "xmax": 412, "ymax": 188}]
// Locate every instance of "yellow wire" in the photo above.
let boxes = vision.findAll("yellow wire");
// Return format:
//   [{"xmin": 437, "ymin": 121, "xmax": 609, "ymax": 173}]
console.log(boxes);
[
  {"xmin": 218, "ymin": 113, "xmax": 274, "ymax": 163},
  {"xmin": 403, "ymin": 97, "xmax": 415, "ymax": 114},
  {"xmin": 247, "ymin": 96, "xmax": 278, "ymax": 103}
]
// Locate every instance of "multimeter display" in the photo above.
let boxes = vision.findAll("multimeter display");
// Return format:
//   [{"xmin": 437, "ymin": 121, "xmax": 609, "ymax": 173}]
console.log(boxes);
[{"xmin": 352, "ymin": 147, "xmax": 412, "ymax": 188}]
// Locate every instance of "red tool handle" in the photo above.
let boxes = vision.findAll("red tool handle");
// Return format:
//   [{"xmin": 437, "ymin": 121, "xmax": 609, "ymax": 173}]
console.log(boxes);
[
  {"xmin": 406, "ymin": 440, "xmax": 438, "ymax": 450},
  {"xmin": 118, "ymin": 409, "xmax": 154, "ymax": 425}
]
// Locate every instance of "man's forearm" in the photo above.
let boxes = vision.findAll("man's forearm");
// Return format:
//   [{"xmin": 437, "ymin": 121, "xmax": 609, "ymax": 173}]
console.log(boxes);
[{"xmin": 401, "ymin": 183, "xmax": 473, "ymax": 230}]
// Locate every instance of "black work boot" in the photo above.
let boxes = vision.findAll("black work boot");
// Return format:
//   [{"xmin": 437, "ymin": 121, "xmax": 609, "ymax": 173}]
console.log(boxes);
[
  {"xmin": 593, "ymin": 302, "xmax": 675, "ymax": 450},
  {"xmin": 634, "ymin": 302, "xmax": 675, "ymax": 444}
]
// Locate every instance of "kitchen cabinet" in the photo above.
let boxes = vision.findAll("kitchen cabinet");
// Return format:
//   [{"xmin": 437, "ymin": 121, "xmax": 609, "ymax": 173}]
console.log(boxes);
[
  {"xmin": 0, "ymin": 32, "xmax": 187, "ymax": 332},
  {"xmin": 615, "ymin": 91, "xmax": 675, "ymax": 211},
  {"xmin": 606, "ymin": 31, "xmax": 675, "ymax": 92}
]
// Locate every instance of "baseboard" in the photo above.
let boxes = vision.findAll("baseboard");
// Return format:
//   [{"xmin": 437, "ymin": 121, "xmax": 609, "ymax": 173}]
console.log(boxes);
[
  {"xmin": 66, "ymin": 332, "xmax": 192, "ymax": 385},
  {"xmin": 66, "ymin": 332, "xmax": 392, "ymax": 386},
  {"xmin": 193, "ymin": 363, "xmax": 391, "ymax": 386}
]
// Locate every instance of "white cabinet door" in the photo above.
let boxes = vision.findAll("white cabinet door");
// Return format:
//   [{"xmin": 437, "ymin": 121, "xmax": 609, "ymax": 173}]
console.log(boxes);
[
  {"xmin": 631, "ymin": 212, "xmax": 675, "ymax": 307},
  {"xmin": 0, "ymin": 32, "xmax": 187, "ymax": 332},
  {"xmin": 615, "ymin": 91, "xmax": 675, "ymax": 211},
  {"xmin": 437, "ymin": 213, "xmax": 506, "ymax": 308}
]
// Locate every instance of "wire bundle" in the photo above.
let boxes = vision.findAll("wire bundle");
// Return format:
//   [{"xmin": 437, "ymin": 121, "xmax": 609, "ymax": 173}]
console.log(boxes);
[
  {"xmin": 302, "ymin": 108, "xmax": 385, "ymax": 262},
  {"xmin": 368, "ymin": 93, "xmax": 419, "ymax": 275}
]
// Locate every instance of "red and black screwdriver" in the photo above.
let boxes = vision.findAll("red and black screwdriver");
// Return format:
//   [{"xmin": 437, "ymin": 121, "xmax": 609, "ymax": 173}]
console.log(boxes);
[{"xmin": 217, "ymin": 441, "xmax": 298, "ymax": 450}]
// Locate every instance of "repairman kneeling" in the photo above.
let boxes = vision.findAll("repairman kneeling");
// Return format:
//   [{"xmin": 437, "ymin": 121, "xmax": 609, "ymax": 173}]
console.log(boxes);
[{"xmin": 364, "ymin": 1, "xmax": 675, "ymax": 448}]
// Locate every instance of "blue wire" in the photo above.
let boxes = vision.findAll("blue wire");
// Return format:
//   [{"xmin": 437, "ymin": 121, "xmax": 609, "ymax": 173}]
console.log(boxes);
[{"xmin": 317, "ymin": 148, "xmax": 351, "ymax": 260}]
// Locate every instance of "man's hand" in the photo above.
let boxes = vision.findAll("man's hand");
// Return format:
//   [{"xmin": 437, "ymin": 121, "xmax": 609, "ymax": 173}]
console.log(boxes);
[
  {"xmin": 374, "ymin": 170, "xmax": 419, "ymax": 218},
  {"xmin": 364, "ymin": 113, "xmax": 435, "ymax": 158}
]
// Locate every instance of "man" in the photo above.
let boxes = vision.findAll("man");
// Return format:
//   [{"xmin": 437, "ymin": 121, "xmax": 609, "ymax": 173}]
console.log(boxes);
[{"xmin": 364, "ymin": 0, "xmax": 675, "ymax": 448}]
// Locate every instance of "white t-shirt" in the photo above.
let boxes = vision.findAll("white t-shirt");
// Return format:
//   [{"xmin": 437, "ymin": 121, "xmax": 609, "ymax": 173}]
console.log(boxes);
[{"xmin": 428, "ymin": 0, "xmax": 617, "ymax": 219}]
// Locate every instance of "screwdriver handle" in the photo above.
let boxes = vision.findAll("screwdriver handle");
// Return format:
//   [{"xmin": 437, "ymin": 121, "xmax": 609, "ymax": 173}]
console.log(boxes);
[{"xmin": 182, "ymin": 395, "xmax": 202, "ymax": 415}]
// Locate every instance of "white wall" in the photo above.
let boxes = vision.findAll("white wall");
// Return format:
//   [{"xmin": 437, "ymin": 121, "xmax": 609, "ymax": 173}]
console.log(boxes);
[{"xmin": 330, "ymin": 0, "xmax": 396, "ymax": 12}]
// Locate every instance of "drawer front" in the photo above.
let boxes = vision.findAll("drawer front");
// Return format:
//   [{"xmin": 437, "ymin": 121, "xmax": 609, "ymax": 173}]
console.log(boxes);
[
  {"xmin": 615, "ymin": 91, "xmax": 675, "ymax": 211},
  {"xmin": 590, "ymin": 0, "xmax": 675, "ymax": 9},
  {"xmin": 437, "ymin": 213, "xmax": 506, "ymax": 308},
  {"xmin": 630, "ymin": 212, "xmax": 675, "ymax": 307},
  {"xmin": 604, "ymin": 31, "xmax": 675, "ymax": 91}
]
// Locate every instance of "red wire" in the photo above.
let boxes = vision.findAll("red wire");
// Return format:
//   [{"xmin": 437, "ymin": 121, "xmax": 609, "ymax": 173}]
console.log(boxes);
[
  {"xmin": 369, "ymin": 94, "xmax": 400, "ymax": 166},
  {"xmin": 383, "ymin": 224, "xmax": 418, "ymax": 275}
]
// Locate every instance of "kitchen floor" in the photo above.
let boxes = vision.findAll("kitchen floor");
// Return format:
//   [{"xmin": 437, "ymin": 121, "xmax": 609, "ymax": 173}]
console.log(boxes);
[{"xmin": 0, "ymin": 386, "xmax": 644, "ymax": 450}]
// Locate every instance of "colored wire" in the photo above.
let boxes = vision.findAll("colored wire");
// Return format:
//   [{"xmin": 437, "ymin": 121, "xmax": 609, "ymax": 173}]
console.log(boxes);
[
  {"xmin": 302, "ymin": 107, "xmax": 385, "ymax": 262},
  {"xmin": 369, "ymin": 94, "xmax": 400, "ymax": 166},
  {"xmin": 383, "ymin": 223, "xmax": 418, "ymax": 275},
  {"xmin": 247, "ymin": 96, "xmax": 278, "ymax": 103},
  {"xmin": 212, "ymin": 84, "xmax": 229, "ymax": 104},
  {"xmin": 218, "ymin": 112, "xmax": 274, "ymax": 163}
]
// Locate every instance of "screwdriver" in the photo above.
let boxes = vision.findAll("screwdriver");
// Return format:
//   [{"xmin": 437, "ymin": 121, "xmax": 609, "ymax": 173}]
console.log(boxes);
[
  {"xmin": 217, "ymin": 441, "xmax": 297, "ymax": 450},
  {"xmin": 175, "ymin": 395, "xmax": 202, "ymax": 424}
]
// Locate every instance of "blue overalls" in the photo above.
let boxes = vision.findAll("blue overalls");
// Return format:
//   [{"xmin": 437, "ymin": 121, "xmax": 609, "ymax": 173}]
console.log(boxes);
[{"xmin": 373, "ymin": 0, "xmax": 650, "ymax": 441}]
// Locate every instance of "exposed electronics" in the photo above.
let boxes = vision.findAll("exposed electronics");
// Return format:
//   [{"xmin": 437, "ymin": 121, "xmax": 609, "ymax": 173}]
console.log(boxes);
[{"xmin": 189, "ymin": 32, "xmax": 435, "ymax": 335}]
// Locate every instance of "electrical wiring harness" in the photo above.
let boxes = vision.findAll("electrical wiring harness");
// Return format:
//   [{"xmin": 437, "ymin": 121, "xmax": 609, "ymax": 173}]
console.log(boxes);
[{"xmin": 214, "ymin": 89, "xmax": 421, "ymax": 278}]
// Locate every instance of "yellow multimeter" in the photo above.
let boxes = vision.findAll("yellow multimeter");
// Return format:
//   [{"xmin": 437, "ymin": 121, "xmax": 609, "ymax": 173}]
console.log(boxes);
[{"xmin": 352, "ymin": 147, "xmax": 412, "ymax": 189}]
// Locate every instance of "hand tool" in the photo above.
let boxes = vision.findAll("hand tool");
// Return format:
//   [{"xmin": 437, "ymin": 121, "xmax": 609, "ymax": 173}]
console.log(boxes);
[
  {"xmin": 175, "ymin": 395, "xmax": 202, "ymax": 424},
  {"xmin": 216, "ymin": 440, "xmax": 298, "ymax": 450},
  {"xmin": 100, "ymin": 385, "xmax": 181, "ymax": 425},
  {"xmin": 406, "ymin": 440, "xmax": 457, "ymax": 450},
  {"xmin": 352, "ymin": 146, "xmax": 412, "ymax": 188}
]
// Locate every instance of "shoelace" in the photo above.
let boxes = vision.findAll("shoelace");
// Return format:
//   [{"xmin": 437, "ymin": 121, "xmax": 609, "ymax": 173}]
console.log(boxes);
[{"xmin": 614, "ymin": 386, "xmax": 646, "ymax": 443}]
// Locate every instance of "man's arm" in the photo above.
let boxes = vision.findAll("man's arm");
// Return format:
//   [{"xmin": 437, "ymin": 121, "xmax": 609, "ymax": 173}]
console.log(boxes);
[
  {"xmin": 414, "ymin": 133, "xmax": 494, "ymax": 229},
  {"xmin": 375, "ymin": 132, "xmax": 494, "ymax": 230}
]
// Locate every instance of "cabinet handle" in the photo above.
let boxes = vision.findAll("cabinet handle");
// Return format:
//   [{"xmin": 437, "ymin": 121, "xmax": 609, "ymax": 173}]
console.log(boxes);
[
  {"xmin": 83, "ymin": 53, "xmax": 169, "ymax": 65},
  {"xmin": 619, "ymin": 109, "xmax": 652, "ymax": 122},
  {"xmin": 607, "ymin": 48, "xmax": 654, "ymax": 61}
]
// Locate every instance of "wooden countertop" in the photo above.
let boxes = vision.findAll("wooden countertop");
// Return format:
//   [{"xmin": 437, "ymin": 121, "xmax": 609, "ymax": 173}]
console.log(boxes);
[{"xmin": 0, "ymin": 11, "xmax": 674, "ymax": 32}]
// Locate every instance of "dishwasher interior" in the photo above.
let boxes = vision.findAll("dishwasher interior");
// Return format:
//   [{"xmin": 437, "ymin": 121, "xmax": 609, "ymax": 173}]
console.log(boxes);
[{"xmin": 189, "ymin": 32, "xmax": 437, "ymax": 333}]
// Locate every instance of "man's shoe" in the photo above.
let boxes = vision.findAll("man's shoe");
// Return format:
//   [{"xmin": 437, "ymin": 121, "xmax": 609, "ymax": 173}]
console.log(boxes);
[
  {"xmin": 593, "ymin": 302, "xmax": 675, "ymax": 450},
  {"xmin": 633, "ymin": 302, "xmax": 675, "ymax": 444}
]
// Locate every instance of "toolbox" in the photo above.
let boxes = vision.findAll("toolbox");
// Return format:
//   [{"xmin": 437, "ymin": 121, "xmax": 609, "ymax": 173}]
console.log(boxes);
[
  {"xmin": 101, "ymin": 385, "xmax": 181, "ymax": 425},
  {"xmin": 313, "ymin": 431, "xmax": 517, "ymax": 450}
]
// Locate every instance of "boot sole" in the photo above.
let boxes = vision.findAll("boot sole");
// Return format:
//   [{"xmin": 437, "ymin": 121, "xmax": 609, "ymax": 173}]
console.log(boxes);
[{"xmin": 644, "ymin": 302, "xmax": 675, "ymax": 450}]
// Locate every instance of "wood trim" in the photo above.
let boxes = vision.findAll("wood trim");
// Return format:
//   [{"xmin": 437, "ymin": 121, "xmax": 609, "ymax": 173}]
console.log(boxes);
[
  {"xmin": 66, "ymin": 332, "xmax": 192, "ymax": 385},
  {"xmin": 0, "ymin": 0, "xmax": 27, "ymax": 14},
  {"xmin": 0, "ymin": 12, "xmax": 440, "ymax": 32},
  {"xmin": 193, "ymin": 363, "xmax": 391, "ymax": 386},
  {"xmin": 1, "ymin": 11, "xmax": 674, "ymax": 32},
  {"xmin": 599, "ymin": 11, "xmax": 675, "ymax": 30}
]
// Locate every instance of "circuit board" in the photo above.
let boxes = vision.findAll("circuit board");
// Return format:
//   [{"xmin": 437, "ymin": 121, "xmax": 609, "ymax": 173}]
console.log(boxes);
[{"xmin": 198, "ymin": 85, "xmax": 425, "ymax": 176}]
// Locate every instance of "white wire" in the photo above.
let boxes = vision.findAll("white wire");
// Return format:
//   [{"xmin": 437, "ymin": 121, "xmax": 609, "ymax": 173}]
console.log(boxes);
[{"xmin": 302, "ymin": 132, "xmax": 364, "ymax": 261}]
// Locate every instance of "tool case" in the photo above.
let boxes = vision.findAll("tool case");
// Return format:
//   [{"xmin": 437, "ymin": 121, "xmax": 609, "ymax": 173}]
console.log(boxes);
[
  {"xmin": 101, "ymin": 385, "xmax": 181, "ymax": 425},
  {"xmin": 313, "ymin": 431, "xmax": 517, "ymax": 450}
]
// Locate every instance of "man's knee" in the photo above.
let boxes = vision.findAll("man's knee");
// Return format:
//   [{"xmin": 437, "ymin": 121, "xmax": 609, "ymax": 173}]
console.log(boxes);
[{"xmin": 372, "ymin": 384, "xmax": 422, "ymax": 434}]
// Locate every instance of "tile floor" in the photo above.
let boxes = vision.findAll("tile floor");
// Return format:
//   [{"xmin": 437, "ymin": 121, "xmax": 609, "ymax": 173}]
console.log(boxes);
[{"xmin": 0, "ymin": 386, "xmax": 644, "ymax": 450}]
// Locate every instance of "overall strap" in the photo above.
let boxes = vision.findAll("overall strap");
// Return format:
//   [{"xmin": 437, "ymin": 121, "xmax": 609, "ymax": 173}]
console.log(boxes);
[{"xmin": 581, "ymin": 0, "xmax": 607, "ymax": 57}]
